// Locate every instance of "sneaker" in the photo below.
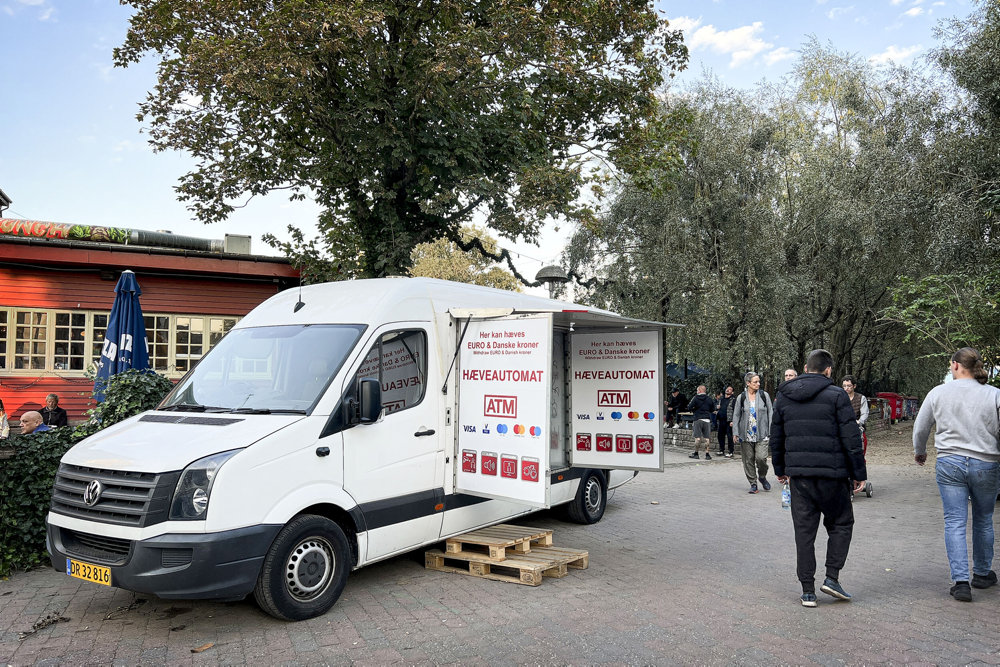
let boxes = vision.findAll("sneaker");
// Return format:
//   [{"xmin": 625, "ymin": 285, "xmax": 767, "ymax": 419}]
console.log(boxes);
[
  {"xmin": 972, "ymin": 571, "xmax": 997, "ymax": 589},
  {"xmin": 950, "ymin": 581, "xmax": 972, "ymax": 602},
  {"xmin": 716, "ymin": 451, "xmax": 725, "ymax": 457},
  {"xmin": 689, "ymin": 451, "xmax": 700, "ymax": 459},
  {"xmin": 759, "ymin": 476, "xmax": 771, "ymax": 491},
  {"xmin": 748, "ymin": 484, "xmax": 758, "ymax": 494},
  {"xmin": 800, "ymin": 593, "xmax": 817, "ymax": 607},
  {"xmin": 820, "ymin": 577, "xmax": 852, "ymax": 601},
  {"xmin": 725, "ymin": 452, "xmax": 734, "ymax": 458},
  {"xmin": 705, "ymin": 453, "xmax": 712, "ymax": 460}
]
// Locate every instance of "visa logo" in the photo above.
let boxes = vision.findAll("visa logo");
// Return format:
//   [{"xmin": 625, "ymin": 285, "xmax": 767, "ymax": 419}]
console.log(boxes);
[
  {"xmin": 462, "ymin": 425, "xmax": 476, "ymax": 433},
  {"xmin": 576, "ymin": 414, "xmax": 590, "ymax": 420}
]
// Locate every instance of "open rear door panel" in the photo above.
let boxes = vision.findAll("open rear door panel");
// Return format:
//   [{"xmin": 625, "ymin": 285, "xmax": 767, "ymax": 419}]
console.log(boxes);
[
  {"xmin": 455, "ymin": 313, "xmax": 552, "ymax": 508},
  {"xmin": 569, "ymin": 330, "xmax": 664, "ymax": 472}
]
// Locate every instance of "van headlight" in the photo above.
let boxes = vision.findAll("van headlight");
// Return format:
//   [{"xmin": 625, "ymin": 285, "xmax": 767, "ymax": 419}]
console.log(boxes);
[{"xmin": 169, "ymin": 450, "xmax": 241, "ymax": 520}]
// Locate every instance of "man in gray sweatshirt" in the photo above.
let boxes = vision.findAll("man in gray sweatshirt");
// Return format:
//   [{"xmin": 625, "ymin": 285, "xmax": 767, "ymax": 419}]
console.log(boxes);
[{"xmin": 913, "ymin": 347, "xmax": 1000, "ymax": 602}]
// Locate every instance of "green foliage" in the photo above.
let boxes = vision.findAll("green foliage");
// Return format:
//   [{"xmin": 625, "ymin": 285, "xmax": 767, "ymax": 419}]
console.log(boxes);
[
  {"xmin": 115, "ymin": 0, "xmax": 688, "ymax": 278},
  {"xmin": 410, "ymin": 225, "xmax": 521, "ymax": 291},
  {"xmin": 0, "ymin": 370, "xmax": 173, "ymax": 577},
  {"xmin": 882, "ymin": 271, "xmax": 1000, "ymax": 383},
  {"xmin": 567, "ymin": 37, "xmax": 987, "ymax": 396}
]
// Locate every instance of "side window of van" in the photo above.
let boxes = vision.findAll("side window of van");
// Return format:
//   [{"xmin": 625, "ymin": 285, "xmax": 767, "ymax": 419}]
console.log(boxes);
[{"xmin": 354, "ymin": 329, "xmax": 427, "ymax": 415}]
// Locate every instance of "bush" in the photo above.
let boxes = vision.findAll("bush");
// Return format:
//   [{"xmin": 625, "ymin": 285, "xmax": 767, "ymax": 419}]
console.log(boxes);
[{"xmin": 0, "ymin": 370, "xmax": 173, "ymax": 578}]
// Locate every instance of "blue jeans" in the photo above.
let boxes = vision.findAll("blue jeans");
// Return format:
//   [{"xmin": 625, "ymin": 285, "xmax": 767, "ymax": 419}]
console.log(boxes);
[{"xmin": 935, "ymin": 455, "xmax": 1000, "ymax": 582}]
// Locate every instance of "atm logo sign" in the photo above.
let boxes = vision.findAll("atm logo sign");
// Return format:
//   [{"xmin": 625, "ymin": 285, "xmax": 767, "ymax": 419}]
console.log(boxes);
[
  {"xmin": 597, "ymin": 390, "xmax": 631, "ymax": 408},
  {"xmin": 484, "ymin": 395, "xmax": 517, "ymax": 419}
]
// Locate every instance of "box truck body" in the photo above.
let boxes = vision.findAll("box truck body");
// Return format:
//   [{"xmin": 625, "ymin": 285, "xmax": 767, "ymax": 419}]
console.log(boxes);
[{"xmin": 47, "ymin": 278, "xmax": 668, "ymax": 620}]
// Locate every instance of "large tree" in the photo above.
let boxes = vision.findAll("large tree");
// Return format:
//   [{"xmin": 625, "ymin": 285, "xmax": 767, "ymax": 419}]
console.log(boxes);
[{"xmin": 114, "ymin": 0, "xmax": 688, "ymax": 277}]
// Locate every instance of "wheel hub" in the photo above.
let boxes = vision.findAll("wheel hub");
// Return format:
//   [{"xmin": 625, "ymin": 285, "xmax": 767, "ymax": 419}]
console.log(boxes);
[{"xmin": 285, "ymin": 538, "xmax": 334, "ymax": 600}]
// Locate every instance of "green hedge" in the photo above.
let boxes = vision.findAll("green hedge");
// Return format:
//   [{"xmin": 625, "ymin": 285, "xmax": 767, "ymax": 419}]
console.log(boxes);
[{"xmin": 0, "ymin": 370, "xmax": 174, "ymax": 578}]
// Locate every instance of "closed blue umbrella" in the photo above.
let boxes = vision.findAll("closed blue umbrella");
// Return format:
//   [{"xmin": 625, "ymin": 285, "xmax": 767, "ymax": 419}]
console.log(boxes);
[{"xmin": 94, "ymin": 270, "xmax": 150, "ymax": 401}]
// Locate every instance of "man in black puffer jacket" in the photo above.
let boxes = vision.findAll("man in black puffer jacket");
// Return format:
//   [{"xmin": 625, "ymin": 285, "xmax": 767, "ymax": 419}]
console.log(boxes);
[{"xmin": 771, "ymin": 349, "xmax": 867, "ymax": 608}]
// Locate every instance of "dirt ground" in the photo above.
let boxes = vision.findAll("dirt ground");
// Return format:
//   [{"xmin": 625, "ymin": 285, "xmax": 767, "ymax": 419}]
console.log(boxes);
[{"xmin": 864, "ymin": 420, "xmax": 927, "ymax": 466}]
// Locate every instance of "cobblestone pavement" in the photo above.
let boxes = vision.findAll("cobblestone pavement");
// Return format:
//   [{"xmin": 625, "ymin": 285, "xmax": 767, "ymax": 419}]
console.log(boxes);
[{"xmin": 2, "ymin": 446, "xmax": 999, "ymax": 666}]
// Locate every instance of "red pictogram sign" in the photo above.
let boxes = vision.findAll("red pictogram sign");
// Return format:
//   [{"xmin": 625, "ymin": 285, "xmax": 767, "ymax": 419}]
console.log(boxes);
[
  {"xmin": 637, "ymin": 435, "xmax": 655, "ymax": 454},
  {"xmin": 461, "ymin": 449, "xmax": 477, "ymax": 473},
  {"xmin": 576, "ymin": 433, "xmax": 592, "ymax": 451},
  {"xmin": 596, "ymin": 433, "xmax": 613, "ymax": 452},
  {"xmin": 501, "ymin": 455, "xmax": 518, "ymax": 479},
  {"xmin": 615, "ymin": 434, "xmax": 633, "ymax": 453},
  {"xmin": 521, "ymin": 457, "xmax": 540, "ymax": 482},
  {"xmin": 481, "ymin": 451, "xmax": 498, "ymax": 475}
]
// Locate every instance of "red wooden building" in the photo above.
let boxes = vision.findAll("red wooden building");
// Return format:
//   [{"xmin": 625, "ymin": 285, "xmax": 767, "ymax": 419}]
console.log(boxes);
[{"xmin": 0, "ymin": 218, "xmax": 300, "ymax": 423}]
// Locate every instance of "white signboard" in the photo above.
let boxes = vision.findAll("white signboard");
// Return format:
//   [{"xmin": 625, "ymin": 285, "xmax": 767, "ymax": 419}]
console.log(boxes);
[
  {"xmin": 570, "ymin": 330, "xmax": 663, "ymax": 472},
  {"xmin": 456, "ymin": 314, "xmax": 551, "ymax": 508}
]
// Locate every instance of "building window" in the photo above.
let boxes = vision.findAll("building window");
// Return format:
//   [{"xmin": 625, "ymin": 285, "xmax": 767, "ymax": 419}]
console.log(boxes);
[
  {"xmin": 0, "ymin": 311, "xmax": 6, "ymax": 370},
  {"xmin": 144, "ymin": 315, "xmax": 170, "ymax": 372},
  {"xmin": 14, "ymin": 311, "xmax": 47, "ymax": 370},
  {"xmin": 175, "ymin": 316, "xmax": 204, "ymax": 373},
  {"xmin": 0, "ymin": 309, "xmax": 240, "ymax": 378},
  {"xmin": 91, "ymin": 314, "xmax": 108, "ymax": 365},
  {"xmin": 53, "ymin": 312, "xmax": 87, "ymax": 371}
]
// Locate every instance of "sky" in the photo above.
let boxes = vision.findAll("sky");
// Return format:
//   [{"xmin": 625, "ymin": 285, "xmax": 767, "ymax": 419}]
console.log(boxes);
[{"xmin": 0, "ymin": 0, "xmax": 976, "ymax": 280}]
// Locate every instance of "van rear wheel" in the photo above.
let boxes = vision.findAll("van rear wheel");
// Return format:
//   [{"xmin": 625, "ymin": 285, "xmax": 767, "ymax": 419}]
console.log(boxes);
[
  {"xmin": 566, "ymin": 470, "xmax": 607, "ymax": 524},
  {"xmin": 254, "ymin": 515, "xmax": 350, "ymax": 621}
]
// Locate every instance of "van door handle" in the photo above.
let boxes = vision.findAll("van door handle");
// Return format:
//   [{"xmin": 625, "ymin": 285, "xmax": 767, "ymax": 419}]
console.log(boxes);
[{"xmin": 414, "ymin": 429, "xmax": 435, "ymax": 437}]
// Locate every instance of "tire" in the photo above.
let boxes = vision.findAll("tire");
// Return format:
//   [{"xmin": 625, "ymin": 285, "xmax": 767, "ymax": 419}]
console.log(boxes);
[
  {"xmin": 566, "ymin": 470, "xmax": 607, "ymax": 524},
  {"xmin": 253, "ymin": 515, "xmax": 351, "ymax": 621},
  {"xmin": 865, "ymin": 482, "xmax": 873, "ymax": 498}
]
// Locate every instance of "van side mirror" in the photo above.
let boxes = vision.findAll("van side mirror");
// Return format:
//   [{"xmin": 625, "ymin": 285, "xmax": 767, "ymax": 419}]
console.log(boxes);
[{"xmin": 358, "ymin": 378, "xmax": 382, "ymax": 424}]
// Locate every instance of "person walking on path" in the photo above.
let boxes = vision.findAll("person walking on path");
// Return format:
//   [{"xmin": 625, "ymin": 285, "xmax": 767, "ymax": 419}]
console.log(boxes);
[
  {"xmin": 716, "ymin": 386, "xmax": 735, "ymax": 458},
  {"xmin": 912, "ymin": 347, "xmax": 1000, "ymax": 603},
  {"xmin": 771, "ymin": 349, "xmax": 867, "ymax": 608},
  {"xmin": 687, "ymin": 385, "xmax": 715, "ymax": 460},
  {"xmin": 731, "ymin": 372, "xmax": 773, "ymax": 493}
]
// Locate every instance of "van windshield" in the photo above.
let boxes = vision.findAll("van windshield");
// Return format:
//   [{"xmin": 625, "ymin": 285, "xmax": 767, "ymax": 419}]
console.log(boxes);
[{"xmin": 160, "ymin": 324, "xmax": 365, "ymax": 413}]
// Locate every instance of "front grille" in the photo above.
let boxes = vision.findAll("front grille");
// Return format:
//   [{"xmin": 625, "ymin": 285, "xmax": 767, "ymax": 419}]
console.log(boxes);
[
  {"xmin": 60, "ymin": 528, "xmax": 132, "ymax": 565},
  {"xmin": 161, "ymin": 548, "xmax": 193, "ymax": 568},
  {"xmin": 51, "ymin": 464, "xmax": 181, "ymax": 527}
]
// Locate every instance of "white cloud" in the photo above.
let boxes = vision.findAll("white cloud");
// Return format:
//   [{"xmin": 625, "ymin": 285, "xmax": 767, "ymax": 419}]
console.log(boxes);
[
  {"xmin": 16, "ymin": 0, "xmax": 45, "ymax": 5},
  {"xmin": 890, "ymin": 0, "xmax": 905, "ymax": 5},
  {"xmin": 903, "ymin": 6, "xmax": 924, "ymax": 15},
  {"xmin": 764, "ymin": 46, "xmax": 795, "ymax": 66},
  {"xmin": 685, "ymin": 21, "xmax": 774, "ymax": 68},
  {"xmin": 869, "ymin": 43, "xmax": 922, "ymax": 64},
  {"xmin": 667, "ymin": 15, "xmax": 702, "ymax": 34},
  {"xmin": 827, "ymin": 5, "xmax": 855, "ymax": 19},
  {"xmin": 38, "ymin": 6, "xmax": 54, "ymax": 20},
  {"xmin": 2, "ymin": 6, "xmax": 14, "ymax": 15}
]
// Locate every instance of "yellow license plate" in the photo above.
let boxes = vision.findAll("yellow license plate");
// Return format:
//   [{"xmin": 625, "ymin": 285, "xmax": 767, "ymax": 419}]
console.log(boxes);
[{"xmin": 66, "ymin": 558, "xmax": 112, "ymax": 586}]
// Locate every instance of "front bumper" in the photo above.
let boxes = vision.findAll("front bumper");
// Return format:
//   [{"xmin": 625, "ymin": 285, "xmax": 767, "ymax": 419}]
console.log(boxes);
[{"xmin": 47, "ymin": 520, "xmax": 282, "ymax": 600}]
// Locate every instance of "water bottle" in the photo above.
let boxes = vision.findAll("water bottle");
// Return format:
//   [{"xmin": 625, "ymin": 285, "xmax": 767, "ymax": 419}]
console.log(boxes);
[{"xmin": 781, "ymin": 482, "xmax": 791, "ymax": 510}]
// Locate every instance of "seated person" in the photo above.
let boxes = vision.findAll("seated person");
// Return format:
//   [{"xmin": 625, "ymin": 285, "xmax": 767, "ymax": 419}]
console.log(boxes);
[
  {"xmin": 20, "ymin": 411, "xmax": 51, "ymax": 435},
  {"xmin": 40, "ymin": 393, "xmax": 69, "ymax": 427}
]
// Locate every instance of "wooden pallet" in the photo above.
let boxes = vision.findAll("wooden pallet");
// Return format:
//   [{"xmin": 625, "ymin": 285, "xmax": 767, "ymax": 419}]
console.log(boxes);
[
  {"xmin": 424, "ymin": 545, "xmax": 588, "ymax": 586},
  {"xmin": 444, "ymin": 524, "xmax": 553, "ymax": 561}
]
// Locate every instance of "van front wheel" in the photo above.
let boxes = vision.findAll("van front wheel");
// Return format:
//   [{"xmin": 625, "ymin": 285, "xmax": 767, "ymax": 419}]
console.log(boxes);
[
  {"xmin": 566, "ymin": 470, "xmax": 607, "ymax": 524},
  {"xmin": 254, "ymin": 515, "xmax": 351, "ymax": 621}
]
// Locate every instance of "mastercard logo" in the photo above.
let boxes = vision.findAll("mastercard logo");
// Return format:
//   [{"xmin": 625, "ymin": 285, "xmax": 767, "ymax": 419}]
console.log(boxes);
[
  {"xmin": 513, "ymin": 424, "xmax": 525, "ymax": 434},
  {"xmin": 497, "ymin": 424, "xmax": 508, "ymax": 434},
  {"xmin": 644, "ymin": 412, "xmax": 655, "ymax": 420},
  {"xmin": 611, "ymin": 411, "xmax": 622, "ymax": 420},
  {"xmin": 627, "ymin": 411, "xmax": 639, "ymax": 419},
  {"xmin": 529, "ymin": 426, "xmax": 542, "ymax": 436}
]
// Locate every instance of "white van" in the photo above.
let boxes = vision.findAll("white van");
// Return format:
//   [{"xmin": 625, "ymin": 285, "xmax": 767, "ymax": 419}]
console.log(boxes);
[{"xmin": 47, "ymin": 278, "xmax": 667, "ymax": 621}]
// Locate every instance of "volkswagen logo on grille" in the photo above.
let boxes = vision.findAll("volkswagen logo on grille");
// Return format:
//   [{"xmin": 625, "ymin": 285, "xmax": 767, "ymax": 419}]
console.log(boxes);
[{"xmin": 83, "ymin": 480, "xmax": 104, "ymax": 507}]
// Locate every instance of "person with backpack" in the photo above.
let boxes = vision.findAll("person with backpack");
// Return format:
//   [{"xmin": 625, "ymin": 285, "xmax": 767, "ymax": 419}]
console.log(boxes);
[{"xmin": 730, "ymin": 371, "xmax": 774, "ymax": 494}]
